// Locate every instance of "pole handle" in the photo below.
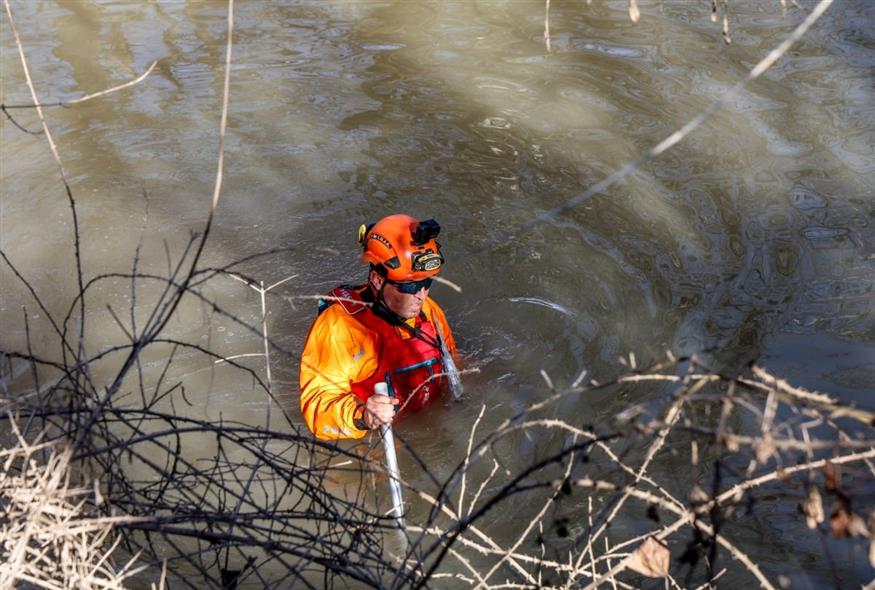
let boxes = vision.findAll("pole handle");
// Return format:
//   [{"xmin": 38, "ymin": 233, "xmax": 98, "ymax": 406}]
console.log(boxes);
[{"xmin": 375, "ymin": 381, "xmax": 404, "ymax": 523}]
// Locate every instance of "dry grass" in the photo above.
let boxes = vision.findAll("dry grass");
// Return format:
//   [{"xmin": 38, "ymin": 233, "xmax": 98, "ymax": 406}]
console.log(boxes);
[{"xmin": 0, "ymin": 420, "xmax": 157, "ymax": 590}]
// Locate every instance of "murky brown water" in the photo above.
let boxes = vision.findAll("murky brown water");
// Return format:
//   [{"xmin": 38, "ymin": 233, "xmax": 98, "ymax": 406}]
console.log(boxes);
[{"xmin": 2, "ymin": 1, "xmax": 874, "ymax": 587}]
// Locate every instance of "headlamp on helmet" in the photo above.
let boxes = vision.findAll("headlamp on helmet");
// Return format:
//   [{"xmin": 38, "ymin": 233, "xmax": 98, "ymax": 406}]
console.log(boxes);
[{"xmin": 358, "ymin": 214, "xmax": 445, "ymax": 282}]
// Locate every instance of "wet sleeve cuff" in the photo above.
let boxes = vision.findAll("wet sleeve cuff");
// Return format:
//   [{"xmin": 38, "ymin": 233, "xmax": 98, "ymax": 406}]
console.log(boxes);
[{"xmin": 353, "ymin": 403, "xmax": 368, "ymax": 431}]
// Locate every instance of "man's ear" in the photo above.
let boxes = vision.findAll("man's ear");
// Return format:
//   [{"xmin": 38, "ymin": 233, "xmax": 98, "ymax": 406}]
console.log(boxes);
[{"xmin": 368, "ymin": 269, "xmax": 385, "ymax": 291}]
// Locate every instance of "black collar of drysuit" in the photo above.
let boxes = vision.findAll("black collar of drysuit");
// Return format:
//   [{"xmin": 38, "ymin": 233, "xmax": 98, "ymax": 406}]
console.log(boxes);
[{"xmin": 366, "ymin": 286, "xmax": 440, "ymax": 350}]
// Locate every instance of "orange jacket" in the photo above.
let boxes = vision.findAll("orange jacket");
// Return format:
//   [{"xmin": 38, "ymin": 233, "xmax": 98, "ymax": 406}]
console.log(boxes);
[{"xmin": 299, "ymin": 286, "xmax": 456, "ymax": 440}]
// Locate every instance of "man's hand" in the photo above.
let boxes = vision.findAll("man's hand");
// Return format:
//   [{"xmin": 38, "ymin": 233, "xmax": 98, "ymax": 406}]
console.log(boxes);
[{"xmin": 364, "ymin": 394, "xmax": 399, "ymax": 429}]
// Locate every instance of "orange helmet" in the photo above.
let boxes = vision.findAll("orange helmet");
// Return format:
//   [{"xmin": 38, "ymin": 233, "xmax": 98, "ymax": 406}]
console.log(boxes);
[{"xmin": 357, "ymin": 214, "xmax": 444, "ymax": 282}]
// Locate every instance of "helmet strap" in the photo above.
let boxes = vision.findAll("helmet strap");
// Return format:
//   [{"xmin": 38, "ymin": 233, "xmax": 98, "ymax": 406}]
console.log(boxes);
[
  {"xmin": 371, "ymin": 292, "xmax": 438, "ymax": 349},
  {"xmin": 373, "ymin": 287, "xmax": 409, "ymax": 327},
  {"xmin": 367, "ymin": 268, "xmax": 403, "ymax": 323},
  {"xmin": 370, "ymin": 270, "xmax": 430, "ymax": 329}
]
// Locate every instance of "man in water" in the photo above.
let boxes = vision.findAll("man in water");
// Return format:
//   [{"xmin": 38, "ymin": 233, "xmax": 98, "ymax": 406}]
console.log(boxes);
[{"xmin": 300, "ymin": 214, "xmax": 457, "ymax": 440}]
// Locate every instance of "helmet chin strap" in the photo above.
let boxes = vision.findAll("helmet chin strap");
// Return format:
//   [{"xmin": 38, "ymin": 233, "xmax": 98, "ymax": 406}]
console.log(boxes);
[
  {"xmin": 370, "ymin": 277, "xmax": 405, "ymax": 324},
  {"xmin": 368, "ymin": 280, "xmax": 439, "ymax": 349}
]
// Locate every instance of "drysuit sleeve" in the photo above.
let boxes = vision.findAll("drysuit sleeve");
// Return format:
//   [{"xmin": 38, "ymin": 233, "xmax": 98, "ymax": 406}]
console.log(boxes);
[{"xmin": 299, "ymin": 305, "xmax": 378, "ymax": 440}]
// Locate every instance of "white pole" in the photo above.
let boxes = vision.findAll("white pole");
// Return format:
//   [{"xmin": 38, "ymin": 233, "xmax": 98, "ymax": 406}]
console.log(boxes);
[{"xmin": 374, "ymin": 382, "xmax": 405, "ymax": 526}]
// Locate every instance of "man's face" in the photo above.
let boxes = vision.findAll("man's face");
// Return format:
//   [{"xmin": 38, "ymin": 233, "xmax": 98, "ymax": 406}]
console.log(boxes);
[{"xmin": 371, "ymin": 271, "xmax": 430, "ymax": 320}]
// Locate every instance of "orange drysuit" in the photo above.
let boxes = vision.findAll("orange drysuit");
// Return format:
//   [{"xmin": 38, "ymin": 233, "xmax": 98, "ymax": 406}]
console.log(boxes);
[{"xmin": 300, "ymin": 285, "xmax": 456, "ymax": 440}]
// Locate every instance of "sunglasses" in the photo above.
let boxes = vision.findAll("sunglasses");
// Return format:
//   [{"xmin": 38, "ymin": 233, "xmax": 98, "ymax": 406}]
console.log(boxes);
[{"xmin": 387, "ymin": 277, "xmax": 433, "ymax": 294}]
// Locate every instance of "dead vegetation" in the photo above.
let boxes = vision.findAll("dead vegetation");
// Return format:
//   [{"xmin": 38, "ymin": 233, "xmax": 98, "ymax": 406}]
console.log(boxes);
[
  {"xmin": 0, "ymin": 420, "xmax": 159, "ymax": 590},
  {"xmin": 2, "ymin": 0, "xmax": 872, "ymax": 588}
]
